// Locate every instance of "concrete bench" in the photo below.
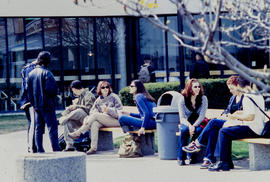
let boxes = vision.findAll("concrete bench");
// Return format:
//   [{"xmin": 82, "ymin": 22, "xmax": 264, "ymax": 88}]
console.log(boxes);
[
  {"xmin": 237, "ymin": 138, "xmax": 270, "ymax": 171},
  {"xmin": 16, "ymin": 152, "xmax": 86, "ymax": 182},
  {"xmin": 94, "ymin": 127, "xmax": 156, "ymax": 156}
]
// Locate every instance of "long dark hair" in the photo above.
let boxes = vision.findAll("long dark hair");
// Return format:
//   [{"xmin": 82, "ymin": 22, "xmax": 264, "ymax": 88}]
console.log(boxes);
[
  {"xmin": 132, "ymin": 80, "xmax": 155, "ymax": 102},
  {"xmin": 181, "ymin": 79, "xmax": 204, "ymax": 110}
]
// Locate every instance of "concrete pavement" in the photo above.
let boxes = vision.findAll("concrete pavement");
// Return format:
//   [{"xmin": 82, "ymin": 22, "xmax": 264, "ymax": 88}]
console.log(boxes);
[{"xmin": 1, "ymin": 129, "xmax": 270, "ymax": 182}]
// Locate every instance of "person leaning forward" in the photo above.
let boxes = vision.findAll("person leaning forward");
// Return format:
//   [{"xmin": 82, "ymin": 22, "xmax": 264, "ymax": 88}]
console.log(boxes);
[
  {"xmin": 27, "ymin": 51, "xmax": 61, "ymax": 153},
  {"xmin": 59, "ymin": 80, "xmax": 96, "ymax": 151}
]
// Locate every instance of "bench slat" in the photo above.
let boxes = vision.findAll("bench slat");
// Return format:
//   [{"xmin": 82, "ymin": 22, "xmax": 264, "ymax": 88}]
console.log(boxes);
[
  {"xmin": 238, "ymin": 138, "xmax": 270, "ymax": 145},
  {"xmin": 99, "ymin": 127, "xmax": 156, "ymax": 134}
]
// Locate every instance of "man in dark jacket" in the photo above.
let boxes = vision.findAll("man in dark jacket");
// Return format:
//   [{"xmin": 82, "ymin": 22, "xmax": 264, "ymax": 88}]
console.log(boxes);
[
  {"xmin": 189, "ymin": 53, "xmax": 210, "ymax": 79},
  {"xmin": 27, "ymin": 51, "xmax": 61, "ymax": 152},
  {"xmin": 20, "ymin": 60, "xmax": 38, "ymax": 153}
]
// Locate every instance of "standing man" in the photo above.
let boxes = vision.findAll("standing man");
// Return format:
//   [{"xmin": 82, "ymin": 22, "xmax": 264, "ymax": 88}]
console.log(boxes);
[
  {"xmin": 189, "ymin": 53, "xmax": 210, "ymax": 79},
  {"xmin": 20, "ymin": 60, "xmax": 38, "ymax": 153},
  {"xmin": 59, "ymin": 80, "xmax": 96, "ymax": 151},
  {"xmin": 27, "ymin": 51, "xmax": 61, "ymax": 152},
  {"xmin": 138, "ymin": 55, "xmax": 155, "ymax": 83}
]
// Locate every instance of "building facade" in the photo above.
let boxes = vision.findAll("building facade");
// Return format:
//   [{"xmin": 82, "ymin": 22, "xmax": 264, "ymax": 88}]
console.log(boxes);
[{"xmin": 0, "ymin": 0, "xmax": 269, "ymax": 112}]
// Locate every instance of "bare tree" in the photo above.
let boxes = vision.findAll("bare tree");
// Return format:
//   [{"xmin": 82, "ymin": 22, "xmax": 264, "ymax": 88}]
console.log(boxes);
[{"xmin": 74, "ymin": 0, "xmax": 270, "ymax": 95}]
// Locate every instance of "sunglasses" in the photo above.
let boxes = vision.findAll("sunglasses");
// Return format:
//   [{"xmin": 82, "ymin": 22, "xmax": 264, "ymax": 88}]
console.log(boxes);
[
  {"xmin": 193, "ymin": 86, "xmax": 201, "ymax": 88},
  {"xmin": 129, "ymin": 85, "xmax": 136, "ymax": 88},
  {"xmin": 101, "ymin": 86, "xmax": 110, "ymax": 89}
]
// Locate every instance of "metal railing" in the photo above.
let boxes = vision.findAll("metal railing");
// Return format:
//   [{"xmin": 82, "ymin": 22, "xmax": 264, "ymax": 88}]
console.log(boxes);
[{"xmin": 0, "ymin": 91, "xmax": 17, "ymax": 111}]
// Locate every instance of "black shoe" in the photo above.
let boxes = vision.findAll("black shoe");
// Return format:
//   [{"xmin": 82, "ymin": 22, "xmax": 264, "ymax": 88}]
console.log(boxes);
[
  {"xmin": 63, "ymin": 147, "xmax": 76, "ymax": 152},
  {"xmin": 229, "ymin": 161, "xmax": 234, "ymax": 169},
  {"xmin": 208, "ymin": 161, "xmax": 230, "ymax": 172},
  {"xmin": 177, "ymin": 160, "xmax": 186, "ymax": 166}
]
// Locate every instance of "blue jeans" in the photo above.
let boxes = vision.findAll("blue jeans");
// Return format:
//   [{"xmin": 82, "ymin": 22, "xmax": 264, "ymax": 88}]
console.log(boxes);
[
  {"xmin": 118, "ymin": 115, "xmax": 156, "ymax": 131},
  {"xmin": 196, "ymin": 118, "xmax": 226, "ymax": 162},
  {"xmin": 34, "ymin": 109, "xmax": 61, "ymax": 153},
  {"xmin": 218, "ymin": 126, "xmax": 259, "ymax": 162},
  {"xmin": 177, "ymin": 124, "xmax": 203, "ymax": 160}
]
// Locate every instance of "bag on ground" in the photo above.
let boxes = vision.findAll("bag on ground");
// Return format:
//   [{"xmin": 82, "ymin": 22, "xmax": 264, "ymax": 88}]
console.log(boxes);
[
  {"xmin": 261, "ymin": 120, "xmax": 270, "ymax": 138},
  {"xmin": 118, "ymin": 134, "xmax": 143, "ymax": 158}
]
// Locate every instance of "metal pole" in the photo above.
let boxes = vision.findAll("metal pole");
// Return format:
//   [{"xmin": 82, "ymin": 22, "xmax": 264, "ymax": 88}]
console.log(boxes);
[
  {"xmin": 93, "ymin": 18, "xmax": 98, "ymax": 85},
  {"xmin": 23, "ymin": 18, "xmax": 28, "ymax": 64},
  {"xmin": 4, "ymin": 18, "xmax": 11, "ymax": 111},
  {"xmin": 110, "ymin": 18, "xmax": 116, "ymax": 90},
  {"xmin": 164, "ymin": 16, "xmax": 169, "ymax": 82},
  {"xmin": 58, "ymin": 18, "xmax": 65, "ymax": 108},
  {"xmin": 76, "ymin": 18, "xmax": 81, "ymax": 80},
  {"xmin": 41, "ymin": 18, "xmax": 45, "ymax": 50},
  {"xmin": 177, "ymin": 11, "xmax": 185, "ymax": 91}
]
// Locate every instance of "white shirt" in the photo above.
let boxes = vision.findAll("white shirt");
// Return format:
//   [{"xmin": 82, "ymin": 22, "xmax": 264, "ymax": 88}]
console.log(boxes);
[{"xmin": 242, "ymin": 93, "xmax": 265, "ymax": 135}]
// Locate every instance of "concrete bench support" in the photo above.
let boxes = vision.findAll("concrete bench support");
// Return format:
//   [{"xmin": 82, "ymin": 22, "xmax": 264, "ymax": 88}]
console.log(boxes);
[
  {"xmin": 249, "ymin": 143, "xmax": 270, "ymax": 171},
  {"xmin": 96, "ymin": 131, "xmax": 114, "ymax": 151},
  {"xmin": 16, "ymin": 152, "xmax": 86, "ymax": 182},
  {"xmin": 140, "ymin": 133, "xmax": 155, "ymax": 155}
]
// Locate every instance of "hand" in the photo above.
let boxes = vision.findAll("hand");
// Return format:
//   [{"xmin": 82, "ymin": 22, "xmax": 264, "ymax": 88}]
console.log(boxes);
[
  {"xmin": 20, "ymin": 102, "xmax": 30, "ymax": 110},
  {"xmin": 138, "ymin": 127, "xmax": 145, "ymax": 136},
  {"xmin": 120, "ymin": 110, "xmax": 130, "ymax": 116},
  {"xmin": 101, "ymin": 105, "xmax": 108, "ymax": 113},
  {"xmin": 189, "ymin": 125, "xmax": 195, "ymax": 136},
  {"xmin": 222, "ymin": 120, "xmax": 239, "ymax": 128}
]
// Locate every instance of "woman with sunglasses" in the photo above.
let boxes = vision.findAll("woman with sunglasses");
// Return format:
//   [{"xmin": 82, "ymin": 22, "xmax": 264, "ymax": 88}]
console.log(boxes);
[
  {"xmin": 177, "ymin": 78, "xmax": 208, "ymax": 166},
  {"xmin": 118, "ymin": 80, "xmax": 156, "ymax": 136},
  {"xmin": 68, "ymin": 81, "xmax": 123, "ymax": 154}
]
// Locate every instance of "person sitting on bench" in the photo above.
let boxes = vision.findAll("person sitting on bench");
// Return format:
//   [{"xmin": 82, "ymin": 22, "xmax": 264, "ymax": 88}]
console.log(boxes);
[
  {"xmin": 118, "ymin": 80, "xmax": 156, "ymax": 136},
  {"xmin": 183, "ymin": 77, "xmax": 265, "ymax": 171},
  {"xmin": 59, "ymin": 80, "xmax": 96, "ymax": 151},
  {"xmin": 68, "ymin": 81, "xmax": 123, "ymax": 155}
]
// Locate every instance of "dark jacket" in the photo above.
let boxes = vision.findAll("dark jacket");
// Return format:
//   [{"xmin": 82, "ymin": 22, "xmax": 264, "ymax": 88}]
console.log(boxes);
[
  {"xmin": 189, "ymin": 59, "xmax": 210, "ymax": 79},
  {"xmin": 20, "ymin": 63, "xmax": 36, "ymax": 107},
  {"xmin": 27, "ymin": 65, "xmax": 57, "ymax": 111}
]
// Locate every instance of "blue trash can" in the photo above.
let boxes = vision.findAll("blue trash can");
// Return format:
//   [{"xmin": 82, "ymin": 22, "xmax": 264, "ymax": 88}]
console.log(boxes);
[{"xmin": 153, "ymin": 91, "xmax": 181, "ymax": 160}]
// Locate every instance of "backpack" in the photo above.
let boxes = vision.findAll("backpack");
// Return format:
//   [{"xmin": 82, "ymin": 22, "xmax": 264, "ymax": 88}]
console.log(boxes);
[
  {"xmin": 118, "ymin": 135, "xmax": 143, "ymax": 158},
  {"xmin": 138, "ymin": 65, "xmax": 150, "ymax": 83}
]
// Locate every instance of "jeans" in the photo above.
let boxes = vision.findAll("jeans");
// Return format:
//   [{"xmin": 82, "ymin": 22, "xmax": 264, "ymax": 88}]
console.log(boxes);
[
  {"xmin": 34, "ymin": 109, "xmax": 61, "ymax": 153},
  {"xmin": 196, "ymin": 118, "xmax": 226, "ymax": 162},
  {"xmin": 118, "ymin": 115, "xmax": 156, "ymax": 132},
  {"xmin": 177, "ymin": 124, "xmax": 203, "ymax": 160},
  {"xmin": 218, "ymin": 126, "xmax": 260, "ymax": 162}
]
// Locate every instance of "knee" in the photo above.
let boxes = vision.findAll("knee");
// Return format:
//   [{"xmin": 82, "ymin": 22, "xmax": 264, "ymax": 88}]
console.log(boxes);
[
  {"xmin": 118, "ymin": 115, "xmax": 127, "ymax": 125},
  {"xmin": 179, "ymin": 126, "xmax": 189, "ymax": 135}
]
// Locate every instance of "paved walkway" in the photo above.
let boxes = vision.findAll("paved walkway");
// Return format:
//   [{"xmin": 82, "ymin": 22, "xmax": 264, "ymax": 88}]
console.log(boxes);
[
  {"xmin": 1, "ymin": 129, "xmax": 270, "ymax": 182},
  {"xmin": 1, "ymin": 108, "xmax": 270, "ymax": 182}
]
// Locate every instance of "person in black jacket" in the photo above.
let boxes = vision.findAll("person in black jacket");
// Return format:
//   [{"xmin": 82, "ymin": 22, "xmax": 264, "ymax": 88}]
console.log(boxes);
[
  {"xmin": 27, "ymin": 51, "xmax": 61, "ymax": 153},
  {"xmin": 189, "ymin": 53, "xmax": 210, "ymax": 79}
]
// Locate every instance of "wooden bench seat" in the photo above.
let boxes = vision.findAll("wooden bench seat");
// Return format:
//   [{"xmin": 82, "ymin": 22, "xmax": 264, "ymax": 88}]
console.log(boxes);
[
  {"xmin": 94, "ymin": 127, "xmax": 156, "ymax": 155},
  {"xmin": 238, "ymin": 138, "xmax": 270, "ymax": 145},
  {"xmin": 99, "ymin": 127, "xmax": 156, "ymax": 134}
]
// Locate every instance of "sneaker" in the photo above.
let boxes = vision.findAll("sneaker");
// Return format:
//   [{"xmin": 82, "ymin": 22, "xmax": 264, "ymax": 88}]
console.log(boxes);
[
  {"xmin": 182, "ymin": 141, "xmax": 201, "ymax": 153},
  {"xmin": 86, "ymin": 148, "xmax": 97, "ymax": 155},
  {"xmin": 208, "ymin": 161, "xmax": 230, "ymax": 172},
  {"xmin": 177, "ymin": 160, "xmax": 186, "ymax": 166},
  {"xmin": 200, "ymin": 160, "xmax": 214, "ymax": 169}
]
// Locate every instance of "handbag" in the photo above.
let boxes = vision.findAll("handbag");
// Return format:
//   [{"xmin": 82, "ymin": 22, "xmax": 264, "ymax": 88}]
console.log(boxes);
[
  {"xmin": 200, "ymin": 117, "xmax": 210, "ymax": 129},
  {"xmin": 247, "ymin": 96, "xmax": 270, "ymax": 138},
  {"xmin": 118, "ymin": 134, "xmax": 143, "ymax": 158}
]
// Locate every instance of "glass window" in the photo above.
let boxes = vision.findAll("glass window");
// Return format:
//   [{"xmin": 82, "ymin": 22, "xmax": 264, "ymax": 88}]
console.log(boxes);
[
  {"xmin": 8, "ymin": 18, "xmax": 25, "ymax": 110},
  {"xmin": 0, "ymin": 18, "xmax": 7, "ymax": 111},
  {"xmin": 96, "ymin": 18, "xmax": 112, "ymax": 82},
  {"xmin": 113, "ymin": 17, "xmax": 126, "ymax": 91},
  {"xmin": 139, "ymin": 17, "xmax": 165, "ymax": 82},
  {"xmin": 79, "ymin": 18, "xmax": 95, "ymax": 88}
]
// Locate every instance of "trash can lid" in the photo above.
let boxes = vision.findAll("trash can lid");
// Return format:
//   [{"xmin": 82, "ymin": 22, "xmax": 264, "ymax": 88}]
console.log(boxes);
[
  {"xmin": 153, "ymin": 106, "xmax": 179, "ymax": 113},
  {"xmin": 157, "ymin": 91, "xmax": 182, "ymax": 107}
]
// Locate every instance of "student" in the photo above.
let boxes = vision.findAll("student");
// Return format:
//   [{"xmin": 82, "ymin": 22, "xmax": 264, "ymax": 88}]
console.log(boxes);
[
  {"xmin": 182, "ymin": 76, "xmax": 243, "ymax": 169},
  {"xmin": 27, "ymin": 51, "xmax": 61, "ymax": 152},
  {"xmin": 183, "ymin": 77, "xmax": 264, "ymax": 171},
  {"xmin": 20, "ymin": 59, "xmax": 38, "ymax": 153},
  {"xmin": 59, "ymin": 80, "xmax": 96, "ymax": 151},
  {"xmin": 68, "ymin": 81, "xmax": 123, "ymax": 155},
  {"xmin": 189, "ymin": 53, "xmax": 210, "ymax": 79},
  {"xmin": 118, "ymin": 80, "xmax": 156, "ymax": 135},
  {"xmin": 177, "ymin": 78, "xmax": 208, "ymax": 165}
]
